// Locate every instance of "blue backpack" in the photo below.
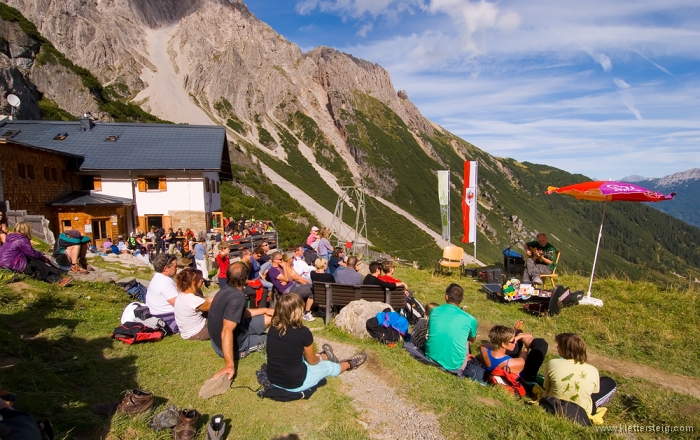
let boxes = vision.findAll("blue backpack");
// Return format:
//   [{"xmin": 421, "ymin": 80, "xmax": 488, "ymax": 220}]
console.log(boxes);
[{"xmin": 376, "ymin": 311, "xmax": 409, "ymax": 336}]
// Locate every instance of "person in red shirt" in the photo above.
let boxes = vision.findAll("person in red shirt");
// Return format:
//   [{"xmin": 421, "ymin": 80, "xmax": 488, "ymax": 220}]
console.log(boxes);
[
  {"xmin": 378, "ymin": 260, "xmax": 409, "ymax": 292},
  {"xmin": 215, "ymin": 242, "xmax": 230, "ymax": 289}
]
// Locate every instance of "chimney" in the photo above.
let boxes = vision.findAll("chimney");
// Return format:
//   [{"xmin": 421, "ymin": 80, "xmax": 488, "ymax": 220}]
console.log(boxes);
[{"xmin": 80, "ymin": 112, "xmax": 95, "ymax": 131}]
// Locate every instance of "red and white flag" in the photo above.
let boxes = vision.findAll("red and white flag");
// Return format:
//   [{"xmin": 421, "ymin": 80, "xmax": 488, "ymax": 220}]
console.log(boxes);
[{"xmin": 462, "ymin": 161, "xmax": 478, "ymax": 243}]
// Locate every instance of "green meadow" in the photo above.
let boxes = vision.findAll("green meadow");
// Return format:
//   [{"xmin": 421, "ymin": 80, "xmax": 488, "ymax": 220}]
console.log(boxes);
[{"xmin": 1, "ymin": 262, "xmax": 698, "ymax": 439}]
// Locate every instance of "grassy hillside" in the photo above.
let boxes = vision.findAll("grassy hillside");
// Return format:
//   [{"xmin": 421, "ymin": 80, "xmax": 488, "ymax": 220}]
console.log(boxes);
[{"xmin": 1, "ymin": 264, "xmax": 698, "ymax": 439}]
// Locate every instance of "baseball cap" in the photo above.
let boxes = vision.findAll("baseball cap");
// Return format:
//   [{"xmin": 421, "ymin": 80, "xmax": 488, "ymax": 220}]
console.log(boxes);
[{"xmin": 311, "ymin": 226, "xmax": 319, "ymax": 232}]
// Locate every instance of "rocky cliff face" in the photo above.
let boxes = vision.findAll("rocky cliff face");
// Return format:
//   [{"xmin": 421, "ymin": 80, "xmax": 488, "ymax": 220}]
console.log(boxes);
[{"xmin": 0, "ymin": 14, "xmax": 98, "ymax": 119}]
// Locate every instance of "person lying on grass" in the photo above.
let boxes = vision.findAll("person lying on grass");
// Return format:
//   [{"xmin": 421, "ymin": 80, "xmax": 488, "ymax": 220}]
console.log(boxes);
[
  {"xmin": 210, "ymin": 262, "xmax": 274, "ymax": 380},
  {"xmin": 0, "ymin": 222, "xmax": 71, "ymax": 286},
  {"xmin": 266, "ymin": 293, "xmax": 367, "ymax": 392},
  {"xmin": 479, "ymin": 324, "xmax": 549, "ymax": 386},
  {"xmin": 174, "ymin": 268, "xmax": 212, "ymax": 341},
  {"xmin": 543, "ymin": 333, "xmax": 616, "ymax": 416}
]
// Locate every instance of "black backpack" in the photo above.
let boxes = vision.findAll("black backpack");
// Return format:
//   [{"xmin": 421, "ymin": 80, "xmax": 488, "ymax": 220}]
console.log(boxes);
[
  {"xmin": 303, "ymin": 247, "xmax": 318, "ymax": 266},
  {"xmin": 366, "ymin": 316, "xmax": 401, "ymax": 344}
]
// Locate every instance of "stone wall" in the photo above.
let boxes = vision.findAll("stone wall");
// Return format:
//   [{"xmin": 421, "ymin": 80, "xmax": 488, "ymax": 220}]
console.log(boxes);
[{"xmin": 169, "ymin": 210, "xmax": 208, "ymax": 237}]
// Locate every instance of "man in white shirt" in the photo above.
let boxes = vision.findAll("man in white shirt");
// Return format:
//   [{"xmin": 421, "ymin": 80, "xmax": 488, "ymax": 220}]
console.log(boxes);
[
  {"xmin": 292, "ymin": 245, "xmax": 314, "ymax": 281},
  {"xmin": 146, "ymin": 253, "xmax": 180, "ymax": 334}
]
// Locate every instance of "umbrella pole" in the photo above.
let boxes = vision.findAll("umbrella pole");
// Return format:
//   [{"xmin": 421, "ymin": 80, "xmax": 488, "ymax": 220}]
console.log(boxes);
[{"xmin": 581, "ymin": 201, "xmax": 606, "ymax": 307}]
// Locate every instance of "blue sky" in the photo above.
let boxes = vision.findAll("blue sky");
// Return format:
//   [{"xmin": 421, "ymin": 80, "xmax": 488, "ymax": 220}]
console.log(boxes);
[{"xmin": 244, "ymin": 0, "xmax": 700, "ymax": 180}]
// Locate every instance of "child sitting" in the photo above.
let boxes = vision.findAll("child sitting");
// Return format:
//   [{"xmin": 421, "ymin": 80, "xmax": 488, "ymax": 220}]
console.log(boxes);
[{"xmin": 410, "ymin": 302, "xmax": 439, "ymax": 349}]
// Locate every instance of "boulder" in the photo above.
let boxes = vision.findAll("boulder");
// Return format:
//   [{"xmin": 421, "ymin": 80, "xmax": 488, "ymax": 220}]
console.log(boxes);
[{"xmin": 334, "ymin": 299, "xmax": 392, "ymax": 339}]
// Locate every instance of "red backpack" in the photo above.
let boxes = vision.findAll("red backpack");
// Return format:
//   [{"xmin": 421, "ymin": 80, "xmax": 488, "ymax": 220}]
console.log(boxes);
[
  {"xmin": 488, "ymin": 368, "xmax": 526, "ymax": 397},
  {"xmin": 111, "ymin": 322, "xmax": 164, "ymax": 345}
]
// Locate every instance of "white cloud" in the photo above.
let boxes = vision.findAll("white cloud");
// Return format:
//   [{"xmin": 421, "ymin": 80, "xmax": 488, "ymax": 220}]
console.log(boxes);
[
  {"xmin": 614, "ymin": 78, "xmax": 630, "ymax": 89},
  {"xmin": 591, "ymin": 52, "xmax": 612, "ymax": 72},
  {"xmin": 357, "ymin": 22, "xmax": 374, "ymax": 36},
  {"xmin": 296, "ymin": 0, "xmax": 425, "ymax": 19}
]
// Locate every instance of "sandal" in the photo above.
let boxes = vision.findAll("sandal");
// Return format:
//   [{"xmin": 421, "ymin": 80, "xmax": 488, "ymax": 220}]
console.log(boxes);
[{"xmin": 321, "ymin": 343, "xmax": 339, "ymax": 363}]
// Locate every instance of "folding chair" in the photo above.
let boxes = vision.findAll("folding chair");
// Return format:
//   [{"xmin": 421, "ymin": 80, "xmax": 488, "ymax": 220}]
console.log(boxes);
[
  {"xmin": 539, "ymin": 251, "xmax": 561, "ymax": 289},
  {"xmin": 438, "ymin": 245, "xmax": 464, "ymax": 278}
]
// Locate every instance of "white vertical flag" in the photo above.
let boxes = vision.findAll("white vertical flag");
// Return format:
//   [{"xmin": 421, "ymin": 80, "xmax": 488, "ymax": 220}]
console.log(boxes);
[
  {"xmin": 461, "ymin": 161, "xmax": 478, "ymax": 244},
  {"xmin": 437, "ymin": 170, "xmax": 450, "ymax": 241}
]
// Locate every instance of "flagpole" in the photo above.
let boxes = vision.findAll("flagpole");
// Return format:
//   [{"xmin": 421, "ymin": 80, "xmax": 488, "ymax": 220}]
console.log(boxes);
[{"xmin": 473, "ymin": 162, "xmax": 478, "ymax": 264}]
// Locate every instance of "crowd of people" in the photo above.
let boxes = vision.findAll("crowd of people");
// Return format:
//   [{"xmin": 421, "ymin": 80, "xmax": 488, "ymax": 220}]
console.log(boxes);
[
  {"xmin": 418, "ymin": 282, "xmax": 616, "ymax": 423},
  {"xmin": 0, "ymin": 217, "xmax": 615, "ymax": 431}
]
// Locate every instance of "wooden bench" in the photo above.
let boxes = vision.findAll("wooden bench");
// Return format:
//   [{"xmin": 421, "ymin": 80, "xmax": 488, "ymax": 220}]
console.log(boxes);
[{"xmin": 312, "ymin": 282, "xmax": 407, "ymax": 324}]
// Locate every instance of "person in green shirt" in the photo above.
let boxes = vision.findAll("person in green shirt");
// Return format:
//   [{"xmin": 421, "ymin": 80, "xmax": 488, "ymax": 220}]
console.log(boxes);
[
  {"xmin": 425, "ymin": 284, "xmax": 478, "ymax": 371},
  {"xmin": 524, "ymin": 233, "xmax": 557, "ymax": 284}
]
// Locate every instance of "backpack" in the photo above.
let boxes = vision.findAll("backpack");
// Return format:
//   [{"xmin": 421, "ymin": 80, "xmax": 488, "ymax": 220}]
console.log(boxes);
[
  {"xmin": 376, "ymin": 311, "xmax": 409, "ymax": 335},
  {"xmin": 366, "ymin": 317, "xmax": 401, "ymax": 344},
  {"xmin": 488, "ymin": 368, "xmax": 526, "ymax": 397},
  {"xmin": 123, "ymin": 280, "xmax": 148, "ymax": 302},
  {"xmin": 111, "ymin": 322, "xmax": 165, "ymax": 345},
  {"xmin": 303, "ymin": 247, "xmax": 318, "ymax": 266},
  {"xmin": 401, "ymin": 294, "xmax": 425, "ymax": 325},
  {"xmin": 127, "ymin": 236, "xmax": 137, "ymax": 250}
]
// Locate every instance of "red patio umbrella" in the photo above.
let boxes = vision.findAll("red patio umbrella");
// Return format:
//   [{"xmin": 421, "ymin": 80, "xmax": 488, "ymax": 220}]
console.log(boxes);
[{"xmin": 545, "ymin": 181, "xmax": 676, "ymax": 306}]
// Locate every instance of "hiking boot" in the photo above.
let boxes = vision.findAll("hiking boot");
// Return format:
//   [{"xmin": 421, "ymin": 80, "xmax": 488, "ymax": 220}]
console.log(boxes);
[
  {"xmin": 79, "ymin": 258, "xmax": 95, "ymax": 271},
  {"xmin": 341, "ymin": 352, "xmax": 367, "ymax": 371},
  {"xmin": 174, "ymin": 409, "xmax": 200, "ymax": 440},
  {"xmin": 321, "ymin": 343, "xmax": 339, "ymax": 363},
  {"xmin": 70, "ymin": 265, "xmax": 89, "ymax": 274},
  {"xmin": 149, "ymin": 404, "xmax": 179, "ymax": 432},
  {"xmin": 207, "ymin": 414, "xmax": 226, "ymax": 440},
  {"xmin": 58, "ymin": 276, "xmax": 73, "ymax": 288},
  {"xmin": 91, "ymin": 389, "xmax": 153, "ymax": 416}
]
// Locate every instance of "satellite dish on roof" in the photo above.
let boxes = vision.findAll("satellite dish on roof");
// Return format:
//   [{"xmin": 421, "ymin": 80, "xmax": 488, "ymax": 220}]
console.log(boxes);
[
  {"xmin": 6, "ymin": 94, "xmax": 20, "ymax": 119},
  {"xmin": 7, "ymin": 94, "xmax": 20, "ymax": 108}
]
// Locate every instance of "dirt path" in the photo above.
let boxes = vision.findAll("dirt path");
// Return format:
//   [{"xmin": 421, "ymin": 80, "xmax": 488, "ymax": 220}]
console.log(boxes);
[
  {"xmin": 254, "ymin": 160, "xmax": 373, "ymax": 245},
  {"xmin": 372, "ymin": 195, "xmax": 484, "ymax": 265},
  {"xmin": 315, "ymin": 336, "xmax": 445, "ymax": 440},
  {"xmin": 476, "ymin": 324, "xmax": 700, "ymax": 399}
]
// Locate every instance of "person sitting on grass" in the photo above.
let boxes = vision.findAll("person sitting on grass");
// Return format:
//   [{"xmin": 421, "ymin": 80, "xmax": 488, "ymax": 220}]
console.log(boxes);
[
  {"xmin": 425, "ymin": 284, "xmax": 478, "ymax": 372},
  {"xmin": 543, "ymin": 333, "xmax": 616, "ymax": 416},
  {"xmin": 266, "ymin": 293, "xmax": 367, "ymax": 392},
  {"xmin": 210, "ymin": 262, "xmax": 274, "ymax": 380},
  {"xmin": 0, "ymin": 222, "xmax": 71, "ymax": 287},
  {"xmin": 410, "ymin": 302, "xmax": 439, "ymax": 349},
  {"xmin": 174, "ymin": 268, "xmax": 212, "ymax": 341},
  {"xmin": 145, "ymin": 253, "xmax": 180, "ymax": 334},
  {"xmin": 53, "ymin": 229, "xmax": 92, "ymax": 273},
  {"xmin": 479, "ymin": 324, "xmax": 549, "ymax": 387},
  {"xmin": 215, "ymin": 241, "xmax": 230, "ymax": 289}
]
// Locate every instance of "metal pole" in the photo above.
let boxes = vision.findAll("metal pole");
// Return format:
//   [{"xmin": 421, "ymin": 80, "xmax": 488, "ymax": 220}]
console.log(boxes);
[{"xmin": 581, "ymin": 201, "xmax": 606, "ymax": 306}]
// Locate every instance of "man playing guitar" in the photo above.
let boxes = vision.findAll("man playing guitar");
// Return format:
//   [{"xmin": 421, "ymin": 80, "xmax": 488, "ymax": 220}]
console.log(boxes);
[{"xmin": 524, "ymin": 233, "xmax": 557, "ymax": 285}]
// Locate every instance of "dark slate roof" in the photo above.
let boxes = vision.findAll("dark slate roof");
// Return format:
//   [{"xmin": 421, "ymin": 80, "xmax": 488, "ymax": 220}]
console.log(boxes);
[
  {"xmin": 46, "ymin": 191, "xmax": 134, "ymax": 207},
  {"xmin": 0, "ymin": 120, "xmax": 226, "ymax": 171}
]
